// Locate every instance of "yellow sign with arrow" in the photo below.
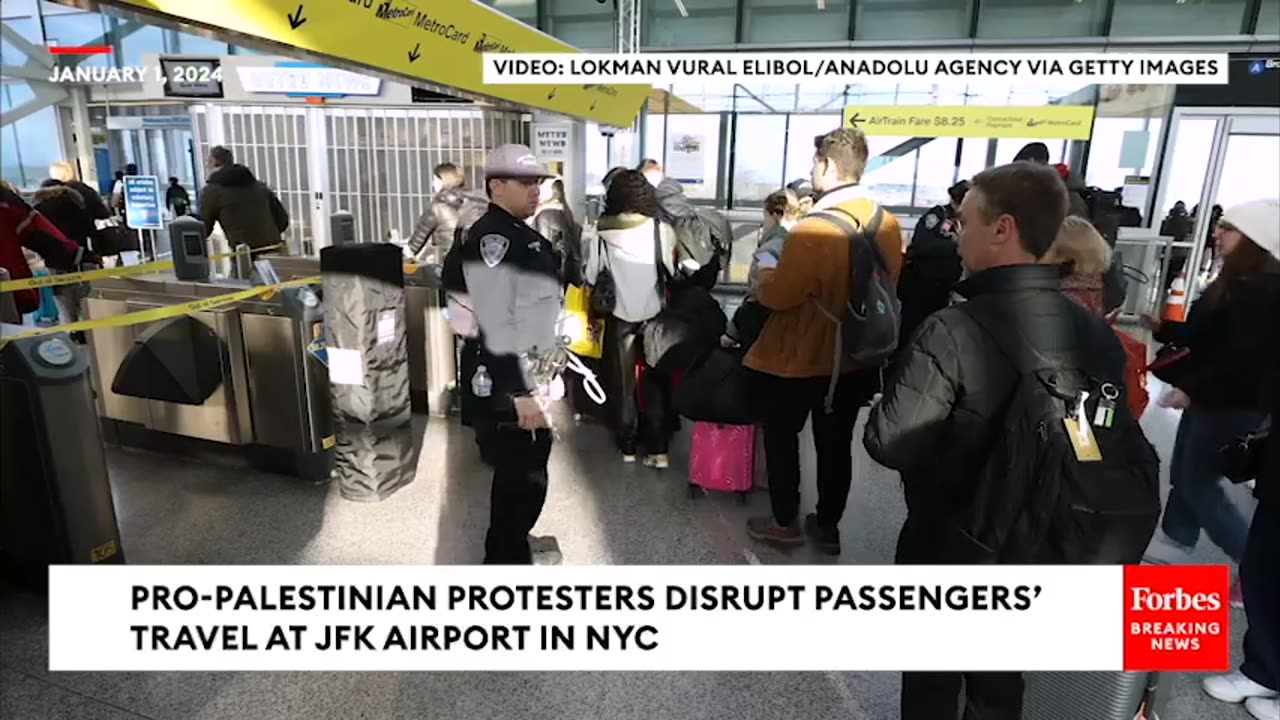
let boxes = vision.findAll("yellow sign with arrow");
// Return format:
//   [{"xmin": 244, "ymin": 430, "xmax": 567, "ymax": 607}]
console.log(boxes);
[
  {"xmin": 842, "ymin": 104, "xmax": 1096, "ymax": 140},
  {"xmin": 92, "ymin": 0, "xmax": 649, "ymax": 127}
]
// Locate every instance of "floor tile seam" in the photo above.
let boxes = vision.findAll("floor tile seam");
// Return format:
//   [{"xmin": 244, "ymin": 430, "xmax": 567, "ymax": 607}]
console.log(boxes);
[{"xmin": 1, "ymin": 662, "xmax": 162, "ymax": 720}]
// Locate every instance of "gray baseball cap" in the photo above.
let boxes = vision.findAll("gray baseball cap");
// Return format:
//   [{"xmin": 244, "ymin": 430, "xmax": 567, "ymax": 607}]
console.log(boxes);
[{"xmin": 484, "ymin": 143, "xmax": 553, "ymax": 180}]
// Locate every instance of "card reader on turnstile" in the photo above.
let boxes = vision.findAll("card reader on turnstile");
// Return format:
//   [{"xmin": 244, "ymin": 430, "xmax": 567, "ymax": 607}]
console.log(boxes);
[
  {"xmin": 331, "ymin": 211, "xmax": 356, "ymax": 246},
  {"xmin": 257, "ymin": 258, "xmax": 333, "ymax": 482},
  {"xmin": 169, "ymin": 216, "xmax": 210, "ymax": 281},
  {"xmin": 0, "ymin": 330, "xmax": 125, "ymax": 589}
]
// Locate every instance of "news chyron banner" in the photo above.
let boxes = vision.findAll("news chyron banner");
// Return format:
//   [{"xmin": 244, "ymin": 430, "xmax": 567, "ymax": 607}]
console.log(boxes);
[
  {"xmin": 95, "ymin": 0, "xmax": 648, "ymax": 127},
  {"xmin": 50, "ymin": 565, "xmax": 1230, "ymax": 672},
  {"xmin": 482, "ymin": 51, "xmax": 1229, "ymax": 86}
]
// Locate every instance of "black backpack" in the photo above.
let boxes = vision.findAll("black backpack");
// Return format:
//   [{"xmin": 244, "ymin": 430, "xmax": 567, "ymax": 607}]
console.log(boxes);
[
  {"xmin": 810, "ymin": 204, "xmax": 902, "ymax": 409},
  {"xmin": 945, "ymin": 308, "xmax": 1162, "ymax": 565}
]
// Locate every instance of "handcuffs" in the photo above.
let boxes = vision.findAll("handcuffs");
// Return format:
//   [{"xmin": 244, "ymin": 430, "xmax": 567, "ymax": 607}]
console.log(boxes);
[{"xmin": 520, "ymin": 335, "xmax": 607, "ymax": 406}]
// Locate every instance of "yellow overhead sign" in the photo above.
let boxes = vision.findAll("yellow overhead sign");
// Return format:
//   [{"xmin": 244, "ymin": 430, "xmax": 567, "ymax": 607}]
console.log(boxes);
[
  {"xmin": 93, "ymin": 0, "xmax": 649, "ymax": 127},
  {"xmin": 841, "ymin": 105, "xmax": 1096, "ymax": 140}
]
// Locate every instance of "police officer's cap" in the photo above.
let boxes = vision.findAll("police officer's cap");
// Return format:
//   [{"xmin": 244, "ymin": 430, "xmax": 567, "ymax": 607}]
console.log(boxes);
[
  {"xmin": 786, "ymin": 178, "xmax": 815, "ymax": 200},
  {"xmin": 485, "ymin": 144, "xmax": 555, "ymax": 180}
]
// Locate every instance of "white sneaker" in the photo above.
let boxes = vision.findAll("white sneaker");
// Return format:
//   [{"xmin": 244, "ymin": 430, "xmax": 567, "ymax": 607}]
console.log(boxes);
[
  {"xmin": 1246, "ymin": 697, "xmax": 1280, "ymax": 720},
  {"xmin": 644, "ymin": 454, "xmax": 670, "ymax": 470},
  {"xmin": 1203, "ymin": 672, "xmax": 1279, "ymax": 703},
  {"xmin": 1143, "ymin": 531, "xmax": 1195, "ymax": 565}
]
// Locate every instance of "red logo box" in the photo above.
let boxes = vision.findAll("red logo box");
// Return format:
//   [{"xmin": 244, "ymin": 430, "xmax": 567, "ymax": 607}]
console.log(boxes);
[{"xmin": 1123, "ymin": 564, "xmax": 1231, "ymax": 672}]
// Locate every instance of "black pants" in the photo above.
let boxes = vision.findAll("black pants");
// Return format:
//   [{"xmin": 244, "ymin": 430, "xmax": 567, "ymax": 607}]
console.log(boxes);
[
  {"xmin": 1242, "ymin": 498, "xmax": 1279, "ymax": 691},
  {"xmin": 603, "ymin": 317, "xmax": 672, "ymax": 455},
  {"xmin": 896, "ymin": 514, "xmax": 1025, "ymax": 719},
  {"xmin": 459, "ymin": 337, "xmax": 495, "ymax": 460},
  {"xmin": 901, "ymin": 672, "xmax": 1025, "ymax": 720},
  {"xmin": 759, "ymin": 370, "xmax": 879, "ymax": 528},
  {"xmin": 483, "ymin": 424, "xmax": 552, "ymax": 564}
]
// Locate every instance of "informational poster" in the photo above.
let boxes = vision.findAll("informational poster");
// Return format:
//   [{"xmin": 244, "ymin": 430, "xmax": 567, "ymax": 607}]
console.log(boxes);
[
  {"xmin": 532, "ymin": 123, "xmax": 571, "ymax": 163},
  {"xmin": 123, "ymin": 176, "xmax": 163, "ymax": 229},
  {"xmin": 666, "ymin": 133, "xmax": 706, "ymax": 185}
]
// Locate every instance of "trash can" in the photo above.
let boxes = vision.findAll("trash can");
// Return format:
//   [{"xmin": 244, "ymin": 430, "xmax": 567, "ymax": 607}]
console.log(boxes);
[{"xmin": 0, "ymin": 331, "xmax": 125, "ymax": 590}]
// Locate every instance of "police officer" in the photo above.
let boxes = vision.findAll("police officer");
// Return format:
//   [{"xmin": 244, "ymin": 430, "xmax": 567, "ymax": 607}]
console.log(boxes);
[
  {"xmin": 459, "ymin": 144, "xmax": 563, "ymax": 565},
  {"xmin": 896, "ymin": 180, "xmax": 967, "ymax": 350}
]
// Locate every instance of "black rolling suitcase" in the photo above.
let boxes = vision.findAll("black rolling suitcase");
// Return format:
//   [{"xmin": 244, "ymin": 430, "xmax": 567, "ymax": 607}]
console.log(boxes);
[{"xmin": 1023, "ymin": 670, "xmax": 1165, "ymax": 719}]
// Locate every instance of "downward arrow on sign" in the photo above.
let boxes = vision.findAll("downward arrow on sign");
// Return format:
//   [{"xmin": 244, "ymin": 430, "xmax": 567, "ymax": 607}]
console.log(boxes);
[
  {"xmin": 408, "ymin": 43, "xmax": 421, "ymax": 62},
  {"xmin": 287, "ymin": 4, "xmax": 307, "ymax": 29}
]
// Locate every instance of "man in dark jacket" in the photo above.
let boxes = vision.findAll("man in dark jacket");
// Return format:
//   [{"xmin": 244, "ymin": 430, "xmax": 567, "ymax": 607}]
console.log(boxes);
[
  {"xmin": 199, "ymin": 146, "xmax": 289, "ymax": 252},
  {"xmin": 864, "ymin": 162, "xmax": 1129, "ymax": 720},
  {"xmin": 407, "ymin": 162, "xmax": 488, "ymax": 261}
]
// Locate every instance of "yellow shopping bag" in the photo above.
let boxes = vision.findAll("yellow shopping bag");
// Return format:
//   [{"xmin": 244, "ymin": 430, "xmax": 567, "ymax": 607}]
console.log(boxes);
[{"xmin": 564, "ymin": 284, "xmax": 604, "ymax": 359}]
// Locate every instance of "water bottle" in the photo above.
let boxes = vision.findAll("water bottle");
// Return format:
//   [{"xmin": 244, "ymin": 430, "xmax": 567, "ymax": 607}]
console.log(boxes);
[{"xmin": 472, "ymin": 365, "xmax": 493, "ymax": 399}]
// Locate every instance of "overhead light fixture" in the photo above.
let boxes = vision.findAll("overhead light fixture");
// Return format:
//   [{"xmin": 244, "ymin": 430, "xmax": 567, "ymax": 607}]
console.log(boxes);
[
  {"xmin": 673, "ymin": 0, "xmax": 689, "ymax": 17},
  {"xmin": 817, "ymin": 0, "xmax": 826, "ymax": 8}
]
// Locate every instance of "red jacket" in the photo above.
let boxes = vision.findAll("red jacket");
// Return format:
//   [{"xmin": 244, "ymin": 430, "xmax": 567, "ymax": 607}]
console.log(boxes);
[
  {"xmin": 1061, "ymin": 274, "xmax": 1150, "ymax": 419},
  {"xmin": 1, "ymin": 186, "xmax": 86, "ymax": 314}
]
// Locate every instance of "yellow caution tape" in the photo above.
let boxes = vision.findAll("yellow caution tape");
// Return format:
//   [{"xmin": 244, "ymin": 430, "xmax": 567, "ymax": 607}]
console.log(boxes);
[
  {"xmin": 0, "ymin": 244, "xmax": 285, "ymax": 293},
  {"xmin": 0, "ymin": 274, "xmax": 320, "ymax": 350}
]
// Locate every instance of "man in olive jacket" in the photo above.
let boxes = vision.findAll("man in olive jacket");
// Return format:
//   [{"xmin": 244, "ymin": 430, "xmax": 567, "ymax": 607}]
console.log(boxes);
[{"xmin": 200, "ymin": 146, "xmax": 289, "ymax": 252}]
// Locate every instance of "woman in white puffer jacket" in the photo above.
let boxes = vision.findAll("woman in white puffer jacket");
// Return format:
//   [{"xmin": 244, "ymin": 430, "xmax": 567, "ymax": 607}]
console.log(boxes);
[{"xmin": 583, "ymin": 169, "xmax": 679, "ymax": 468}]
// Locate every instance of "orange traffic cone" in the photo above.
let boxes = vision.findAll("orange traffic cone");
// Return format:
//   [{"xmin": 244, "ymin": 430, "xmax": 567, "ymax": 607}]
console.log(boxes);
[{"xmin": 1163, "ymin": 270, "xmax": 1189, "ymax": 322}]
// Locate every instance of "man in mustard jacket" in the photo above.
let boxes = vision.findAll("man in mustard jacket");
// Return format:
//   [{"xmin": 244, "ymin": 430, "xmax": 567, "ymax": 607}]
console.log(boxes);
[{"xmin": 744, "ymin": 127, "xmax": 903, "ymax": 556}]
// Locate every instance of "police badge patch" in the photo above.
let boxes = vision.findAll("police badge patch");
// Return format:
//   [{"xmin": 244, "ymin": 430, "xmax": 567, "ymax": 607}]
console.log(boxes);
[
  {"xmin": 480, "ymin": 234, "xmax": 509, "ymax": 267},
  {"xmin": 924, "ymin": 212, "xmax": 939, "ymax": 230}
]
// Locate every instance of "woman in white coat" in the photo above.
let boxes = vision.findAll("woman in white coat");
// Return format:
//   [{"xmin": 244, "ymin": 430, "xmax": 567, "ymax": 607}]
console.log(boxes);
[{"xmin": 583, "ymin": 169, "xmax": 679, "ymax": 468}]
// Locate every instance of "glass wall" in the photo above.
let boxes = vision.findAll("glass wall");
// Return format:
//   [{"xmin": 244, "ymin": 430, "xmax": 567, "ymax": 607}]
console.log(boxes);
[
  {"xmin": 1111, "ymin": 0, "xmax": 1251, "ymax": 36},
  {"xmin": 536, "ymin": 0, "xmax": 1275, "ymax": 46},
  {"xmin": 544, "ymin": 0, "xmax": 613, "ymax": 50},
  {"xmin": 976, "ymin": 0, "xmax": 1107, "ymax": 38},
  {"xmin": 481, "ymin": 0, "xmax": 538, "ymax": 24},
  {"xmin": 1, "ymin": 86, "xmax": 62, "ymax": 189},
  {"xmin": 637, "ymin": 79, "xmax": 1112, "ymax": 211},
  {"xmin": 1258, "ymin": 0, "xmax": 1280, "ymax": 34},
  {"xmin": 0, "ymin": 15, "xmax": 60, "ymax": 189},
  {"xmin": 855, "ymin": 0, "xmax": 970, "ymax": 41},
  {"xmin": 741, "ymin": 0, "xmax": 852, "ymax": 44},
  {"xmin": 645, "ymin": 0, "xmax": 738, "ymax": 47}
]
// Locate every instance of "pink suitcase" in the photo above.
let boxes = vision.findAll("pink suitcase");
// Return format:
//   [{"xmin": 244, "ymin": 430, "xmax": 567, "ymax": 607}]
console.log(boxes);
[{"xmin": 688, "ymin": 422, "xmax": 755, "ymax": 502}]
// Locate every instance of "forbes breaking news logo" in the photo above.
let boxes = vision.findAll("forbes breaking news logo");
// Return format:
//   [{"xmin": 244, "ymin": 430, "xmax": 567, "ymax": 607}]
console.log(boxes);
[{"xmin": 1123, "ymin": 565, "xmax": 1231, "ymax": 672}]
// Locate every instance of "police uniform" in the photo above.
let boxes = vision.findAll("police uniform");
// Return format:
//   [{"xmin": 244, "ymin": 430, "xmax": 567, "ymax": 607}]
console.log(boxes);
[
  {"xmin": 461, "ymin": 155, "xmax": 563, "ymax": 564},
  {"xmin": 898, "ymin": 203, "xmax": 963, "ymax": 350}
]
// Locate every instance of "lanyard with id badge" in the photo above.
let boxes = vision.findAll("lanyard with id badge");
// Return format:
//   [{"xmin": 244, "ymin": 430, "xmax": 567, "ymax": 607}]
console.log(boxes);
[{"xmin": 1063, "ymin": 382, "xmax": 1120, "ymax": 462}]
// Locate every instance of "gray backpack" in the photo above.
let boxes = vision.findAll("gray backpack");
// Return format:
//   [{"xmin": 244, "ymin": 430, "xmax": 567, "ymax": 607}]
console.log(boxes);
[{"xmin": 810, "ymin": 204, "xmax": 901, "ymax": 410}]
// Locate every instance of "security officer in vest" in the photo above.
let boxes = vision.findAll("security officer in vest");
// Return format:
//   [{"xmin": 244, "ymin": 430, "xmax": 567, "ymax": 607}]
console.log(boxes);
[{"xmin": 461, "ymin": 144, "xmax": 563, "ymax": 564}]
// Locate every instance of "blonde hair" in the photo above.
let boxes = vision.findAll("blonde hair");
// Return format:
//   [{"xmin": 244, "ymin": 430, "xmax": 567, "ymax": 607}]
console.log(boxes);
[
  {"xmin": 1046, "ymin": 215, "xmax": 1113, "ymax": 275},
  {"xmin": 763, "ymin": 189, "xmax": 801, "ymax": 222},
  {"xmin": 49, "ymin": 161, "xmax": 78, "ymax": 182}
]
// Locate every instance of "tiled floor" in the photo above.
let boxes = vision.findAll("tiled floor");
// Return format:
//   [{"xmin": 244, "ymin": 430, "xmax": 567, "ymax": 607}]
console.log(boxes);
[{"xmin": 0, "ymin": 377, "xmax": 1261, "ymax": 720}]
